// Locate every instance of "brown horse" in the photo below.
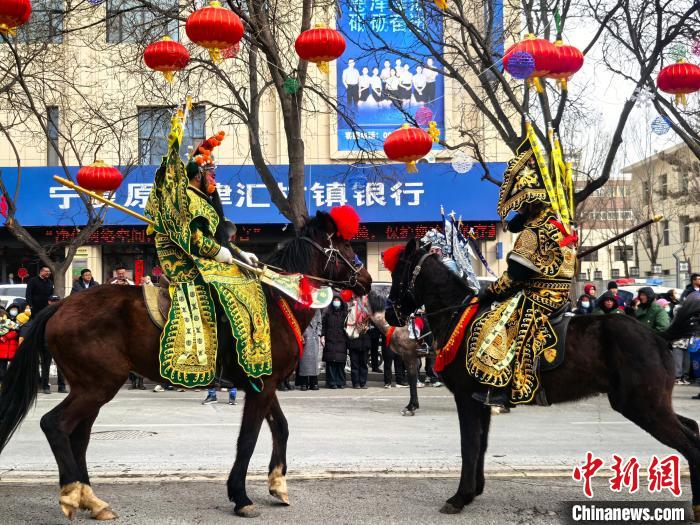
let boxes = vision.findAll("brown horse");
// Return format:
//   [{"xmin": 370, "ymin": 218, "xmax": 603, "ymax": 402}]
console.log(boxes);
[
  {"xmin": 0, "ymin": 211, "xmax": 372, "ymax": 520},
  {"xmin": 385, "ymin": 238, "xmax": 700, "ymax": 520}
]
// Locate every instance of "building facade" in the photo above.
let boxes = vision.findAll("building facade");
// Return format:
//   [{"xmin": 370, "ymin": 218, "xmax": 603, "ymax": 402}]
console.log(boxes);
[{"xmin": 621, "ymin": 143, "xmax": 699, "ymax": 288}]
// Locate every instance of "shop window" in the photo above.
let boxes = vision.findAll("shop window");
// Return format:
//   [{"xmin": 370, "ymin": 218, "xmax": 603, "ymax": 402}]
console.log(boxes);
[
  {"xmin": 138, "ymin": 105, "xmax": 206, "ymax": 165},
  {"xmin": 47, "ymin": 106, "xmax": 59, "ymax": 166},
  {"xmin": 17, "ymin": 0, "xmax": 64, "ymax": 43},
  {"xmin": 107, "ymin": 0, "xmax": 178, "ymax": 44}
]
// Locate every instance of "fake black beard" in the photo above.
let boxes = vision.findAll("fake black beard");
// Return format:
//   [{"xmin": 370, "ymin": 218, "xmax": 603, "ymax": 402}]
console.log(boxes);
[{"xmin": 506, "ymin": 212, "xmax": 527, "ymax": 233}]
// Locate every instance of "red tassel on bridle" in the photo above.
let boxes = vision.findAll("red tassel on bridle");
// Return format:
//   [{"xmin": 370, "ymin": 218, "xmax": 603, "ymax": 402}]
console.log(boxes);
[{"xmin": 298, "ymin": 275, "xmax": 314, "ymax": 310}]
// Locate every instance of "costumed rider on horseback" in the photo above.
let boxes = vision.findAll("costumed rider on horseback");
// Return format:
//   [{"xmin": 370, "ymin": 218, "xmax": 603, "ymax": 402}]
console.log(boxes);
[
  {"xmin": 145, "ymin": 108, "xmax": 271, "ymax": 389},
  {"xmin": 468, "ymin": 125, "xmax": 577, "ymax": 408}
]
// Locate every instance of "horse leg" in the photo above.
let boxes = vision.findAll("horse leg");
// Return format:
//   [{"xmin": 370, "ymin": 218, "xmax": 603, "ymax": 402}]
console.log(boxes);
[
  {"xmin": 441, "ymin": 391, "xmax": 483, "ymax": 514},
  {"xmin": 227, "ymin": 389, "xmax": 275, "ymax": 518},
  {"xmin": 70, "ymin": 414, "xmax": 118, "ymax": 520},
  {"xmin": 266, "ymin": 393, "xmax": 290, "ymax": 506},
  {"xmin": 402, "ymin": 355, "xmax": 419, "ymax": 416},
  {"xmin": 40, "ymin": 393, "xmax": 102, "ymax": 520},
  {"xmin": 677, "ymin": 414, "xmax": 700, "ymax": 521},
  {"xmin": 475, "ymin": 404, "xmax": 492, "ymax": 496},
  {"xmin": 609, "ymin": 392, "xmax": 700, "ymax": 521}
]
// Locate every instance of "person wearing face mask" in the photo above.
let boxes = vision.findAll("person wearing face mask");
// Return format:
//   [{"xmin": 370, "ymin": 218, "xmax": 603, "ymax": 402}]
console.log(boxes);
[
  {"xmin": 573, "ymin": 294, "xmax": 594, "ymax": 315},
  {"xmin": 144, "ymin": 113, "xmax": 271, "ymax": 389},
  {"xmin": 322, "ymin": 295, "xmax": 348, "ymax": 389}
]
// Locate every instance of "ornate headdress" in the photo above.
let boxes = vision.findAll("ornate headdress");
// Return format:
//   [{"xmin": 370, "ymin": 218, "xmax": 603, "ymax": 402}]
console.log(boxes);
[
  {"xmin": 186, "ymin": 131, "xmax": 226, "ymax": 178},
  {"xmin": 496, "ymin": 134, "xmax": 550, "ymax": 222}
]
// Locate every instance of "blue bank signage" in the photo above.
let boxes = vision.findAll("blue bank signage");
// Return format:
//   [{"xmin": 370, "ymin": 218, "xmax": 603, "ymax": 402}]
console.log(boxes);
[{"xmin": 0, "ymin": 162, "xmax": 504, "ymax": 227}]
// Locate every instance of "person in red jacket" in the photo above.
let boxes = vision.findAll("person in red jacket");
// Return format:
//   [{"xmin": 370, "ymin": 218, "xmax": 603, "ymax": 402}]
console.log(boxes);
[{"xmin": 0, "ymin": 320, "xmax": 19, "ymax": 384}]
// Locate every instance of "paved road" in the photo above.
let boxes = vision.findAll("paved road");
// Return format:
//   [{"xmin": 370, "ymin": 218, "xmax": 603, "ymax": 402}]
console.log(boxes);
[{"xmin": 1, "ymin": 385, "xmax": 699, "ymax": 523}]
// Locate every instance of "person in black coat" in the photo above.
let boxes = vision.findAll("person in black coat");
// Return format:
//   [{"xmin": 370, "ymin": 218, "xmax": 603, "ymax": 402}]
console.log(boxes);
[
  {"xmin": 322, "ymin": 295, "xmax": 348, "ymax": 389},
  {"xmin": 71, "ymin": 268, "xmax": 100, "ymax": 294},
  {"xmin": 25, "ymin": 266, "xmax": 54, "ymax": 314}
]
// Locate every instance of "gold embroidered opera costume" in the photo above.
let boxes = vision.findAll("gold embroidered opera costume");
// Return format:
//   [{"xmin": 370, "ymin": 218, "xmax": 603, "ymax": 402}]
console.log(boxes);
[
  {"xmin": 467, "ymin": 126, "xmax": 577, "ymax": 404},
  {"xmin": 145, "ymin": 110, "xmax": 271, "ymax": 388}
]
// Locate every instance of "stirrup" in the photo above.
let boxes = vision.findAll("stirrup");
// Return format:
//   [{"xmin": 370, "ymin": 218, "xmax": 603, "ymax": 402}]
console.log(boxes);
[{"xmin": 472, "ymin": 388, "xmax": 507, "ymax": 408}]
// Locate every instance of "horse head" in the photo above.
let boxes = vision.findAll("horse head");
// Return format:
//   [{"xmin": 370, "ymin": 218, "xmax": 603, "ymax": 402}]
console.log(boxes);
[
  {"xmin": 383, "ymin": 238, "xmax": 432, "ymax": 327},
  {"xmin": 270, "ymin": 206, "xmax": 372, "ymax": 297}
]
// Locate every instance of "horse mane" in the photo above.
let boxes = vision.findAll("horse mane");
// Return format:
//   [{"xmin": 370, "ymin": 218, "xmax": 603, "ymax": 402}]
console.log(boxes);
[
  {"xmin": 663, "ymin": 293, "xmax": 700, "ymax": 341},
  {"xmin": 264, "ymin": 215, "xmax": 327, "ymax": 274}
]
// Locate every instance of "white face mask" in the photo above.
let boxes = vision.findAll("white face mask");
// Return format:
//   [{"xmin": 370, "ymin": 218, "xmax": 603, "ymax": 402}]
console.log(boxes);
[
  {"xmin": 8, "ymin": 309, "xmax": 18, "ymax": 317},
  {"xmin": 332, "ymin": 300, "xmax": 341, "ymax": 308},
  {"xmin": 581, "ymin": 301, "xmax": 590, "ymax": 309}
]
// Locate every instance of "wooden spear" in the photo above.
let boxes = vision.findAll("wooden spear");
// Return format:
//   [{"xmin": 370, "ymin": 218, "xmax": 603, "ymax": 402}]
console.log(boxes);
[{"xmin": 577, "ymin": 215, "xmax": 663, "ymax": 260}]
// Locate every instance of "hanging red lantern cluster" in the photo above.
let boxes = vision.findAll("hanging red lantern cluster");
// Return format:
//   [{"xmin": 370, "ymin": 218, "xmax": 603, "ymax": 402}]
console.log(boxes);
[
  {"xmin": 0, "ymin": 0, "xmax": 31, "ymax": 37},
  {"xmin": 295, "ymin": 25, "xmax": 346, "ymax": 74},
  {"xmin": 77, "ymin": 161, "xmax": 123, "ymax": 193},
  {"xmin": 504, "ymin": 34, "xmax": 584, "ymax": 91},
  {"xmin": 383, "ymin": 124, "xmax": 433, "ymax": 173},
  {"xmin": 545, "ymin": 41, "xmax": 584, "ymax": 90},
  {"xmin": 656, "ymin": 60, "xmax": 700, "ymax": 105},
  {"xmin": 144, "ymin": 36, "xmax": 190, "ymax": 83},
  {"xmin": 185, "ymin": 1, "xmax": 244, "ymax": 63}
]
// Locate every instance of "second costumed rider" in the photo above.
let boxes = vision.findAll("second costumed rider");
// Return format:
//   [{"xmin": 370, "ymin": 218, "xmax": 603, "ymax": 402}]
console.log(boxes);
[
  {"xmin": 466, "ymin": 129, "xmax": 577, "ymax": 407},
  {"xmin": 145, "ymin": 109, "xmax": 271, "ymax": 389}
]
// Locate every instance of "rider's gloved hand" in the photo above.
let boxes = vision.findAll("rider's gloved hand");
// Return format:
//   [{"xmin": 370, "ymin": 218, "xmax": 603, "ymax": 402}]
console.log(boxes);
[
  {"xmin": 239, "ymin": 250, "xmax": 259, "ymax": 266},
  {"xmin": 214, "ymin": 246, "xmax": 234, "ymax": 264}
]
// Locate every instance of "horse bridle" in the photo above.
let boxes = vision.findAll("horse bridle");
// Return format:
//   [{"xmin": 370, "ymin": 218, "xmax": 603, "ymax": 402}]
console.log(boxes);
[
  {"xmin": 300, "ymin": 234, "xmax": 364, "ymax": 290},
  {"xmin": 389, "ymin": 251, "xmax": 435, "ymax": 324}
]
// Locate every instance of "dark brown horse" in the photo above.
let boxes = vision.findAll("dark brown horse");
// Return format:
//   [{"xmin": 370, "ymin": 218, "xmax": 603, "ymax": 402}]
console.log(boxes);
[
  {"xmin": 385, "ymin": 238, "xmax": 700, "ymax": 520},
  {"xmin": 0, "ymin": 211, "xmax": 372, "ymax": 520}
]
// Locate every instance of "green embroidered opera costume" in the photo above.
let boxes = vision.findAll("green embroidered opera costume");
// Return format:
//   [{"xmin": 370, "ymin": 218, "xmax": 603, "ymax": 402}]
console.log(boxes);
[
  {"xmin": 145, "ymin": 109, "xmax": 271, "ymax": 387},
  {"xmin": 467, "ymin": 125, "xmax": 577, "ymax": 405}
]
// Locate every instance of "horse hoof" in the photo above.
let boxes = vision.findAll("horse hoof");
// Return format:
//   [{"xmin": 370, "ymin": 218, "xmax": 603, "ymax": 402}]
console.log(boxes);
[
  {"xmin": 93, "ymin": 507, "xmax": 118, "ymax": 521},
  {"xmin": 269, "ymin": 489, "xmax": 290, "ymax": 506},
  {"xmin": 60, "ymin": 503, "xmax": 78, "ymax": 520},
  {"xmin": 59, "ymin": 482, "xmax": 82, "ymax": 520},
  {"xmin": 235, "ymin": 504, "xmax": 261, "ymax": 518},
  {"xmin": 439, "ymin": 502, "xmax": 464, "ymax": 515},
  {"xmin": 693, "ymin": 504, "xmax": 700, "ymax": 522},
  {"xmin": 401, "ymin": 408, "xmax": 415, "ymax": 416}
]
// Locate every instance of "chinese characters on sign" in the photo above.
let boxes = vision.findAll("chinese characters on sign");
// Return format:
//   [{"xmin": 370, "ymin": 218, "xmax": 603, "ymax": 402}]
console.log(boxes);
[
  {"xmin": 47, "ymin": 181, "xmax": 428, "ymax": 212},
  {"xmin": 573, "ymin": 453, "xmax": 681, "ymax": 498}
]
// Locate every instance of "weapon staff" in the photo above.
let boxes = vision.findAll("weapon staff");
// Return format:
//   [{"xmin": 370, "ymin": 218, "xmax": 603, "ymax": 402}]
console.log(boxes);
[{"xmin": 576, "ymin": 215, "xmax": 663, "ymax": 260}]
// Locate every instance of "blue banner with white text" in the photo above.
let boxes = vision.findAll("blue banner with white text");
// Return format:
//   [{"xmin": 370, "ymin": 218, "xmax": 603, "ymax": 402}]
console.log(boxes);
[{"xmin": 0, "ymin": 162, "xmax": 504, "ymax": 227}]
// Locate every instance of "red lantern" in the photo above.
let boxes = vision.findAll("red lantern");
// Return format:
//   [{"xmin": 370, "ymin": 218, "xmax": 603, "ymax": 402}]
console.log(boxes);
[
  {"xmin": 295, "ymin": 25, "xmax": 346, "ymax": 74},
  {"xmin": 383, "ymin": 125, "xmax": 433, "ymax": 173},
  {"xmin": 0, "ymin": 0, "xmax": 31, "ymax": 37},
  {"xmin": 144, "ymin": 36, "xmax": 190, "ymax": 83},
  {"xmin": 503, "ymin": 34, "xmax": 558, "ymax": 91},
  {"xmin": 545, "ymin": 41, "xmax": 584, "ymax": 90},
  {"xmin": 185, "ymin": 1, "xmax": 244, "ymax": 63},
  {"xmin": 656, "ymin": 60, "xmax": 700, "ymax": 105},
  {"xmin": 76, "ymin": 161, "xmax": 123, "ymax": 193}
]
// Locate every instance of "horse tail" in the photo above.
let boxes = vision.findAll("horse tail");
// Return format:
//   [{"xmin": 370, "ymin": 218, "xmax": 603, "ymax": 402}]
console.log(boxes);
[
  {"xmin": 662, "ymin": 294, "xmax": 700, "ymax": 342},
  {"xmin": 0, "ymin": 303, "xmax": 59, "ymax": 453}
]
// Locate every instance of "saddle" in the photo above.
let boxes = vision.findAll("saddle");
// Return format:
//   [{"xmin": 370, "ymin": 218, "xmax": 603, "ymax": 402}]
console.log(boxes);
[
  {"xmin": 539, "ymin": 304, "xmax": 571, "ymax": 372},
  {"xmin": 143, "ymin": 278, "xmax": 171, "ymax": 329}
]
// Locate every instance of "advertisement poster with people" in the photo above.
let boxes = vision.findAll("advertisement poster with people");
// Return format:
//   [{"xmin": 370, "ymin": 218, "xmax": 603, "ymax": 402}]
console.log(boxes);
[{"xmin": 337, "ymin": 0, "xmax": 445, "ymax": 152}]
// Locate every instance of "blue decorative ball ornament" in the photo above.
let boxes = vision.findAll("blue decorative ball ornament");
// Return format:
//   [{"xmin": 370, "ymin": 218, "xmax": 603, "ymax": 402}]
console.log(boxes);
[
  {"xmin": 650, "ymin": 116, "xmax": 671, "ymax": 135},
  {"xmin": 87, "ymin": 0, "xmax": 103, "ymax": 4},
  {"xmin": 505, "ymin": 51, "xmax": 535, "ymax": 80},
  {"xmin": 346, "ymin": 172, "xmax": 368, "ymax": 194}
]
